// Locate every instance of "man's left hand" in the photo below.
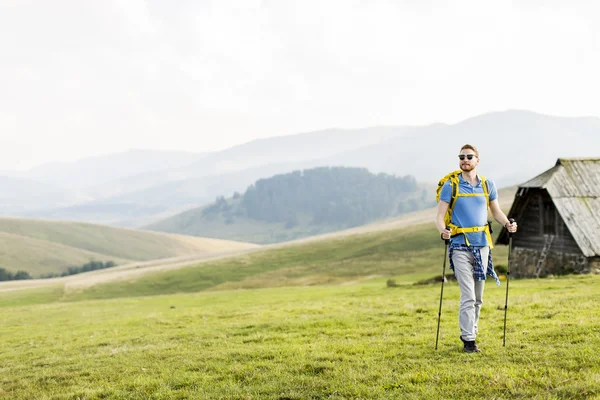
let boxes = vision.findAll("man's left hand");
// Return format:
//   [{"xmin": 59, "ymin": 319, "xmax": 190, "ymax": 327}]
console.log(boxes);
[{"xmin": 505, "ymin": 221, "xmax": 518, "ymax": 233}]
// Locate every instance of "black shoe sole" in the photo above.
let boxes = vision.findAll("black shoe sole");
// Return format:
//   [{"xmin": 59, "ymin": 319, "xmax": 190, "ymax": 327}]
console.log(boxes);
[{"xmin": 463, "ymin": 347, "xmax": 481, "ymax": 353}]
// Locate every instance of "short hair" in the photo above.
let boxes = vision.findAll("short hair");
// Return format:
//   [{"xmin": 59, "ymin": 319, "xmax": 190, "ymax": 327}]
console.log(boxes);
[{"xmin": 460, "ymin": 144, "xmax": 479, "ymax": 158}]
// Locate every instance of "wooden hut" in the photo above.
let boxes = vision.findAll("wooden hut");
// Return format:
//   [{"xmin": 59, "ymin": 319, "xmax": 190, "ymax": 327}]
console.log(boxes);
[{"xmin": 496, "ymin": 158, "xmax": 600, "ymax": 278}]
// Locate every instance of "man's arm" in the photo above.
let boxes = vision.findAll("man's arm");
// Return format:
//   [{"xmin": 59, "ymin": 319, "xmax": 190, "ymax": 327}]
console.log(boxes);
[
  {"xmin": 489, "ymin": 199, "xmax": 518, "ymax": 233},
  {"xmin": 436, "ymin": 201, "xmax": 451, "ymax": 239}
]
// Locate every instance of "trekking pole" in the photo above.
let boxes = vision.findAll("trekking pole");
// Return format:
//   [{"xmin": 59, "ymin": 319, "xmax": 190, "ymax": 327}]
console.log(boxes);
[
  {"xmin": 503, "ymin": 218, "xmax": 515, "ymax": 347},
  {"xmin": 435, "ymin": 227, "xmax": 450, "ymax": 350}
]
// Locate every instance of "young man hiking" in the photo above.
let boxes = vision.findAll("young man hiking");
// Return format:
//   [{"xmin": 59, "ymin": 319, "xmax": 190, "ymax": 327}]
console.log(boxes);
[{"xmin": 436, "ymin": 144, "xmax": 518, "ymax": 353}]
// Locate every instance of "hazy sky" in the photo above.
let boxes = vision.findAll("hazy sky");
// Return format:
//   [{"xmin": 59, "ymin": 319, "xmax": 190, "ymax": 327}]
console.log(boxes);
[{"xmin": 1, "ymin": 0, "xmax": 598, "ymax": 170}]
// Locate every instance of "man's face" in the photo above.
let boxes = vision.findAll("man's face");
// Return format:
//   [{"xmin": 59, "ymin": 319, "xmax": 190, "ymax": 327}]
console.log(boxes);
[{"xmin": 458, "ymin": 149, "xmax": 479, "ymax": 172}]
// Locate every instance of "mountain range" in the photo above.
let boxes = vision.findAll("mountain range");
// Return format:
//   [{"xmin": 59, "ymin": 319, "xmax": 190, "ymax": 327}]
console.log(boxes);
[{"xmin": 2, "ymin": 110, "xmax": 599, "ymax": 228}]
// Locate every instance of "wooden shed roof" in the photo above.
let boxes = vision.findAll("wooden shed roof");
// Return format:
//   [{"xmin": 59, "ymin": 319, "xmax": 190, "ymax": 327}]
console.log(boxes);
[{"xmin": 497, "ymin": 158, "xmax": 600, "ymax": 257}]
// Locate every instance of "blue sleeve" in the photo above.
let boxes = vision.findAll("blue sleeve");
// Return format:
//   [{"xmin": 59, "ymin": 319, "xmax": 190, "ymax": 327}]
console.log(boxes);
[
  {"xmin": 488, "ymin": 180, "xmax": 497, "ymax": 201},
  {"xmin": 439, "ymin": 181, "xmax": 452, "ymax": 203}
]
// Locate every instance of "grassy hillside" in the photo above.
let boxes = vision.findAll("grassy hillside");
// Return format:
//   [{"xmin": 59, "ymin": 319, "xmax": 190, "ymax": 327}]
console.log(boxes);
[
  {"xmin": 0, "ymin": 184, "xmax": 516, "ymax": 287},
  {"xmin": 1, "ymin": 274, "xmax": 599, "ymax": 398},
  {"xmin": 68, "ymin": 223, "xmax": 455, "ymax": 301},
  {"xmin": 0, "ymin": 217, "xmax": 256, "ymax": 277},
  {"xmin": 3, "ymin": 218, "xmax": 508, "ymax": 301},
  {"xmin": 0, "ymin": 232, "xmax": 132, "ymax": 277}
]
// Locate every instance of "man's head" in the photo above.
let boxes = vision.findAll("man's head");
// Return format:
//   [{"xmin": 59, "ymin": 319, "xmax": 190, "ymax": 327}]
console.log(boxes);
[{"xmin": 458, "ymin": 144, "xmax": 479, "ymax": 172}]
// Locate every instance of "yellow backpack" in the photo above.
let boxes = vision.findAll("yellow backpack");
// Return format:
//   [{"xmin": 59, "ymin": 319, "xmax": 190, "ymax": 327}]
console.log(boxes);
[{"xmin": 436, "ymin": 170, "xmax": 493, "ymax": 248}]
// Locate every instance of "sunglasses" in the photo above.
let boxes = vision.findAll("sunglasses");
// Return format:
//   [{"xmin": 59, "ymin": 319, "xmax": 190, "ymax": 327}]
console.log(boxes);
[{"xmin": 458, "ymin": 154, "xmax": 477, "ymax": 160}]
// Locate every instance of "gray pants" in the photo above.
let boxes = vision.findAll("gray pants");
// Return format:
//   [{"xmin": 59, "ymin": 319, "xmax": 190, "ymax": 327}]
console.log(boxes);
[{"xmin": 452, "ymin": 246, "xmax": 489, "ymax": 341}]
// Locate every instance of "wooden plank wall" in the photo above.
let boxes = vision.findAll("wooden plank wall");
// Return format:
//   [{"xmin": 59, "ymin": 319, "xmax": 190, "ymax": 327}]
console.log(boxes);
[{"xmin": 513, "ymin": 188, "xmax": 581, "ymax": 255}]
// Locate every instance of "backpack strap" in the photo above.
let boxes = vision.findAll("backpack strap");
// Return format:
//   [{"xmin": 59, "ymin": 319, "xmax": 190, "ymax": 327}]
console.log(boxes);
[
  {"xmin": 449, "ymin": 223, "xmax": 494, "ymax": 249},
  {"xmin": 448, "ymin": 174, "xmax": 459, "ymax": 210},
  {"xmin": 454, "ymin": 175, "xmax": 490, "ymax": 207},
  {"xmin": 480, "ymin": 175, "xmax": 490, "ymax": 207},
  {"xmin": 436, "ymin": 170, "xmax": 461, "ymax": 203}
]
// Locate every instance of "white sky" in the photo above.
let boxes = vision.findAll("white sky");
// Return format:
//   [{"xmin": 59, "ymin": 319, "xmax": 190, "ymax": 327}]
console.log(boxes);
[{"xmin": 0, "ymin": 0, "xmax": 598, "ymax": 170}]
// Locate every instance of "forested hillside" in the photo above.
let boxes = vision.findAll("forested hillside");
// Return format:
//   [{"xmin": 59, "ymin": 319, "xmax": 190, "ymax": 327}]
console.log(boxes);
[{"xmin": 148, "ymin": 167, "xmax": 431, "ymax": 243}]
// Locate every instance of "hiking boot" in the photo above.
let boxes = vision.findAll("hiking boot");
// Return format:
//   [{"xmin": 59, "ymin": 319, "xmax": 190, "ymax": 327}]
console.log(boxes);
[{"xmin": 460, "ymin": 336, "xmax": 481, "ymax": 353}]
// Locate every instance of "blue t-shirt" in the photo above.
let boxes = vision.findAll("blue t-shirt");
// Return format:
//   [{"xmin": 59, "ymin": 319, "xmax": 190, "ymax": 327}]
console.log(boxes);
[{"xmin": 439, "ymin": 174, "xmax": 497, "ymax": 247}]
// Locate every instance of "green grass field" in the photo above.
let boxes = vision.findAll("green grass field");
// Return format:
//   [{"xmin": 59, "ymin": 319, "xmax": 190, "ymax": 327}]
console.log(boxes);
[
  {"xmin": 2, "ymin": 214, "xmax": 599, "ymax": 399},
  {"xmin": 1, "ymin": 275, "xmax": 599, "ymax": 399}
]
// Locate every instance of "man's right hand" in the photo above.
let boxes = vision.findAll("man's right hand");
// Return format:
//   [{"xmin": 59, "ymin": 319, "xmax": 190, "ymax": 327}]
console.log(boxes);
[{"xmin": 440, "ymin": 227, "xmax": 451, "ymax": 241}]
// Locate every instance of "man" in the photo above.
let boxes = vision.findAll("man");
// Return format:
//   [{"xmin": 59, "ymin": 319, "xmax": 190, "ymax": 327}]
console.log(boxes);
[{"xmin": 436, "ymin": 144, "xmax": 517, "ymax": 353}]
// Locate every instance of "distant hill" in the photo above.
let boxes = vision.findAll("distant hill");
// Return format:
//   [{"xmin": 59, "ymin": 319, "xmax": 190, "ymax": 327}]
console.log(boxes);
[
  {"xmin": 147, "ymin": 166, "xmax": 431, "ymax": 244},
  {"xmin": 23, "ymin": 202, "xmax": 177, "ymax": 228},
  {"xmin": 80, "ymin": 127, "xmax": 409, "ymax": 200},
  {"xmin": 19, "ymin": 149, "xmax": 207, "ymax": 190},
  {"xmin": 0, "ymin": 175, "xmax": 88, "ymax": 215},
  {"xmin": 1, "ymin": 149, "xmax": 208, "ymax": 217},
  {"xmin": 325, "ymin": 110, "xmax": 600, "ymax": 186},
  {"xmin": 0, "ymin": 217, "xmax": 257, "ymax": 277}
]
